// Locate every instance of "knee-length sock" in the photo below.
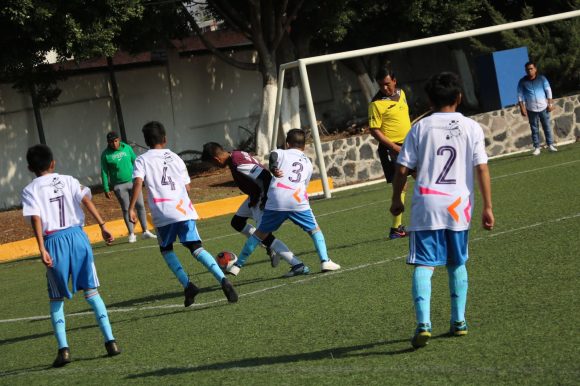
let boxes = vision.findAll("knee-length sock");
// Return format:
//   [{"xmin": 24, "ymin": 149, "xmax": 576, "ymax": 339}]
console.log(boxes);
[
  {"xmin": 447, "ymin": 264, "xmax": 468, "ymax": 322},
  {"xmin": 85, "ymin": 289, "xmax": 114, "ymax": 342},
  {"xmin": 50, "ymin": 300, "xmax": 68, "ymax": 349},
  {"xmin": 162, "ymin": 251, "xmax": 189, "ymax": 288},
  {"xmin": 412, "ymin": 267, "xmax": 433, "ymax": 327}
]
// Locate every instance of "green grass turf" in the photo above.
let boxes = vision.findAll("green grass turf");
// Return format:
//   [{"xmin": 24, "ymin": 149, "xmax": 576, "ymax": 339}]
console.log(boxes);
[{"xmin": 0, "ymin": 143, "xmax": 579, "ymax": 385}]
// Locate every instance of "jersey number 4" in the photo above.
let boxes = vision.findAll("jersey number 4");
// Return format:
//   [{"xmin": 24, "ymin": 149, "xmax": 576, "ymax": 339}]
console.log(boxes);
[{"xmin": 161, "ymin": 167, "xmax": 176, "ymax": 190}]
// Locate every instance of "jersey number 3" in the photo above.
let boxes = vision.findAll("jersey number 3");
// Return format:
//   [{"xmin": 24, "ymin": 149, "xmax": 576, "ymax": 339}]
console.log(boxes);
[{"xmin": 288, "ymin": 161, "xmax": 303, "ymax": 183}]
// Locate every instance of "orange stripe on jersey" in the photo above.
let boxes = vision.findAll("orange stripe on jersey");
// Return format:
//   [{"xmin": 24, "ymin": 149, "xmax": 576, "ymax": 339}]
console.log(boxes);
[
  {"xmin": 293, "ymin": 188, "xmax": 301, "ymax": 203},
  {"xmin": 447, "ymin": 197, "xmax": 461, "ymax": 222},
  {"xmin": 176, "ymin": 199, "xmax": 186, "ymax": 215}
]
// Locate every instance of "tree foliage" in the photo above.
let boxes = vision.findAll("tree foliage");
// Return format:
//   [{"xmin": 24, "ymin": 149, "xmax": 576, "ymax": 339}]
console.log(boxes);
[
  {"xmin": 471, "ymin": 0, "xmax": 579, "ymax": 94},
  {"xmin": 0, "ymin": 0, "xmax": 143, "ymax": 104}
]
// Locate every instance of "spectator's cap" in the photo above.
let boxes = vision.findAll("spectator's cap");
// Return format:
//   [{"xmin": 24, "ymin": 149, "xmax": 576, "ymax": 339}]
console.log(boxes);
[{"xmin": 106, "ymin": 131, "xmax": 119, "ymax": 142}]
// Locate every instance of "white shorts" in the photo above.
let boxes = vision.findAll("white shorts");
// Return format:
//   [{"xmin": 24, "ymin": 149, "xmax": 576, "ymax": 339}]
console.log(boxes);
[{"xmin": 235, "ymin": 197, "xmax": 264, "ymax": 225}]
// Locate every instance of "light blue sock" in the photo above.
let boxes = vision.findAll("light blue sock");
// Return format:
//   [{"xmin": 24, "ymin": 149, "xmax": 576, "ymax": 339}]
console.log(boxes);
[
  {"xmin": 236, "ymin": 234, "xmax": 261, "ymax": 267},
  {"xmin": 193, "ymin": 248, "xmax": 225, "ymax": 282},
  {"xmin": 412, "ymin": 267, "xmax": 433, "ymax": 327},
  {"xmin": 162, "ymin": 251, "xmax": 190, "ymax": 288},
  {"xmin": 447, "ymin": 265, "xmax": 468, "ymax": 322},
  {"xmin": 50, "ymin": 300, "xmax": 68, "ymax": 349},
  {"xmin": 84, "ymin": 290, "xmax": 114, "ymax": 342},
  {"xmin": 310, "ymin": 230, "xmax": 329, "ymax": 262}
]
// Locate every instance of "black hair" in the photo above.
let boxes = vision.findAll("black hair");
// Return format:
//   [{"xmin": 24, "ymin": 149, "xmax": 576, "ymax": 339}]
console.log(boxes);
[
  {"xmin": 424, "ymin": 72, "xmax": 462, "ymax": 109},
  {"xmin": 142, "ymin": 121, "xmax": 166, "ymax": 147},
  {"xmin": 375, "ymin": 66, "xmax": 396, "ymax": 82},
  {"xmin": 26, "ymin": 144, "xmax": 53, "ymax": 174},
  {"xmin": 525, "ymin": 61, "xmax": 536, "ymax": 68},
  {"xmin": 286, "ymin": 128, "xmax": 306, "ymax": 149},
  {"xmin": 201, "ymin": 142, "xmax": 224, "ymax": 162}
]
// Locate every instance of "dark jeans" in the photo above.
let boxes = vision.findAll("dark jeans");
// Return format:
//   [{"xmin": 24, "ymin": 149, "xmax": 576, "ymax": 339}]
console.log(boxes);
[{"xmin": 527, "ymin": 109, "xmax": 553, "ymax": 148}]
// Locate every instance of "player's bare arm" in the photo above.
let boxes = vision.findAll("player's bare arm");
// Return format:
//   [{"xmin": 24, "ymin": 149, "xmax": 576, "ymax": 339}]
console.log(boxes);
[
  {"xmin": 369, "ymin": 128, "xmax": 401, "ymax": 152},
  {"xmin": 128, "ymin": 177, "xmax": 144, "ymax": 224},
  {"xmin": 390, "ymin": 165, "xmax": 409, "ymax": 216},
  {"xmin": 31, "ymin": 215, "xmax": 52, "ymax": 267},
  {"xmin": 81, "ymin": 195, "xmax": 114, "ymax": 244},
  {"xmin": 476, "ymin": 164, "xmax": 494, "ymax": 230}
]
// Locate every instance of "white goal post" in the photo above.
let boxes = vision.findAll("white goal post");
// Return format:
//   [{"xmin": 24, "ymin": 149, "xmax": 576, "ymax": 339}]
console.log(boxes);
[{"xmin": 271, "ymin": 10, "xmax": 580, "ymax": 199}]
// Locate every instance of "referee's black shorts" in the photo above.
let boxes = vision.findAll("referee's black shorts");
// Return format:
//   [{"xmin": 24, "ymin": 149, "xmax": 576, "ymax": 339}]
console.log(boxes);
[{"xmin": 377, "ymin": 143, "xmax": 402, "ymax": 183}]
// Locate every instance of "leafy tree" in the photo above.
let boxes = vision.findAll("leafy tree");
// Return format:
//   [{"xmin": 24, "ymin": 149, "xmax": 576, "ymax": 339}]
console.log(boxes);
[
  {"xmin": 471, "ymin": 0, "xmax": 579, "ymax": 94},
  {"xmin": 0, "ymin": 0, "xmax": 144, "ymax": 106},
  {"xmin": 183, "ymin": 0, "xmax": 306, "ymax": 154}
]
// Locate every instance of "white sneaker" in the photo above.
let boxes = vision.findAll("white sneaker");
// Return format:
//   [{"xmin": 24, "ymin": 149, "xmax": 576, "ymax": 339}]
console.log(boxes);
[
  {"xmin": 321, "ymin": 260, "xmax": 341, "ymax": 272},
  {"xmin": 548, "ymin": 145, "xmax": 558, "ymax": 152},
  {"xmin": 227, "ymin": 264, "xmax": 240, "ymax": 276},
  {"xmin": 142, "ymin": 230, "xmax": 157, "ymax": 240},
  {"xmin": 128, "ymin": 234, "xmax": 137, "ymax": 243},
  {"xmin": 532, "ymin": 148, "xmax": 541, "ymax": 156}
]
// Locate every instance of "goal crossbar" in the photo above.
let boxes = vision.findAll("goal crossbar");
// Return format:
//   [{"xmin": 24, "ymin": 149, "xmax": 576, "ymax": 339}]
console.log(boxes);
[{"xmin": 271, "ymin": 10, "xmax": 580, "ymax": 198}]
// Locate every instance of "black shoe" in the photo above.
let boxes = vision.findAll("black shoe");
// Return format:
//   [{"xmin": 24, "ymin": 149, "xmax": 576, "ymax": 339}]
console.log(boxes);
[
  {"xmin": 52, "ymin": 347, "xmax": 71, "ymax": 368},
  {"xmin": 184, "ymin": 282, "xmax": 200, "ymax": 307},
  {"xmin": 221, "ymin": 278, "xmax": 238, "ymax": 303},
  {"xmin": 105, "ymin": 340, "xmax": 121, "ymax": 356}
]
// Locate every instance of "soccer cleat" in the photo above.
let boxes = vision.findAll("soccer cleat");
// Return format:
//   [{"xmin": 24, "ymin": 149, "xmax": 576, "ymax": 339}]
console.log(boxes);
[
  {"xmin": 226, "ymin": 264, "xmax": 241, "ymax": 276},
  {"xmin": 321, "ymin": 260, "xmax": 341, "ymax": 272},
  {"xmin": 183, "ymin": 282, "xmax": 200, "ymax": 307},
  {"xmin": 52, "ymin": 347, "xmax": 71, "ymax": 368},
  {"xmin": 267, "ymin": 247, "xmax": 280, "ymax": 268},
  {"xmin": 411, "ymin": 323, "xmax": 432, "ymax": 349},
  {"xmin": 548, "ymin": 144, "xmax": 558, "ymax": 152},
  {"xmin": 283, "ymin": 263, "xmax": 310, "ymax": 278},
  {"xmin": 389, "ymin": 225, "xmax": 407, "ymax": 240},
  {"xmin": 105, "ymin": 340, "xmax": 121, "ymax": 356},
  {"xmin": 128, "ymin": 233, "xmax": 137, "ymax": 243},
  {"xmin": 532, "ymin": 148, "xmax": 541, "ymax": 156},
  {"xmin": 449, "ymin": 320, "xmax": 468, "ymax": 337},
  {"xmin": 221, "ymin": 278, "xmax": 238, "ymax": 303},
  {"xmin": 142, "ymin": 230, "xmax": 157, "ymax": 240}
]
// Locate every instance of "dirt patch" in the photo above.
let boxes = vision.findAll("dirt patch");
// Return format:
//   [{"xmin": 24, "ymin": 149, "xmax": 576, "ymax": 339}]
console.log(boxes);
[{"xmin": 0, "ymin": 167, "xmax": 239, "ymax": 245}]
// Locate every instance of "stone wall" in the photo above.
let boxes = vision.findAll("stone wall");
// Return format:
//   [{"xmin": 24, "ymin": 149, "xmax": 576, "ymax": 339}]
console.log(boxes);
[{"xmin": 303, "ymin": 94, "xmax": 580, "ymax": 187}]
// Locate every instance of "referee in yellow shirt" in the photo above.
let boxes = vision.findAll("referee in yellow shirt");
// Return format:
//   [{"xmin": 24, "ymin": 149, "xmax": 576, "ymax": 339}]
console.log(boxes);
[{"xmin": 369, "ymin": 67, "xmax": 411, "ymax": 239}]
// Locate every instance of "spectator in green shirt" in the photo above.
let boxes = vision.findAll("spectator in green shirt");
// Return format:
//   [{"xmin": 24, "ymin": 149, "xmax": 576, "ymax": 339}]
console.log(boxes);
[{"xmin": 101, "ymin": 132, "xmax": 156, "ymax": 243}]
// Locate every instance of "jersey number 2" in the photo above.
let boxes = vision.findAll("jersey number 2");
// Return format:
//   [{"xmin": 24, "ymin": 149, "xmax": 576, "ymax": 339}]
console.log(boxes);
[{"xmin": 436, "ymin": 146, "xmax": 457, "ymax": 184}]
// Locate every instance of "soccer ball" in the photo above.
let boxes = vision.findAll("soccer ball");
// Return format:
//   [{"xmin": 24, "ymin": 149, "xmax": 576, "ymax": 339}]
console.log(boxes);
[{"xmin": 216, "ymin": 251, "xmax": 238, "ymax": 272}]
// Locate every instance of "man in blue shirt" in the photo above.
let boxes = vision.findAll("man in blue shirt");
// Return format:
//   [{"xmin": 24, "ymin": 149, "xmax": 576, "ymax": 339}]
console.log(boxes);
[{"xmin": 517, "ymin": 62, "xmax": 557, "ymax": 156}]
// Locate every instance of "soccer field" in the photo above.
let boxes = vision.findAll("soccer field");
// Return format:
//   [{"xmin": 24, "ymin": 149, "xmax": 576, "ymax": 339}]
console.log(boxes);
[{"xmin": 1, "ymin": 144, "xmax": 579, "ymax": 385}]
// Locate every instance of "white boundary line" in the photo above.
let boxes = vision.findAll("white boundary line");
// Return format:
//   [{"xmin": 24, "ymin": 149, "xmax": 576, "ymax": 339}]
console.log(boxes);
[
  {"xmin": 1, "ymin": 158, "xmax": 577, "ymax": 324},
  {"xmin": 1, "ymin": 210, "xmax": 578, "ymax": 324}
]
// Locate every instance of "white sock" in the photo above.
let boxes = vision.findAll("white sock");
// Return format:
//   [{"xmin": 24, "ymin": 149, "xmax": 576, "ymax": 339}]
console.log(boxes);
[
  {"xmin": 241, "ymin": 224, "xmax": 256, "ymax": 238},
  {"xmin": 271, "ymin": 239, "xmax": 301, "ymax": 266}
]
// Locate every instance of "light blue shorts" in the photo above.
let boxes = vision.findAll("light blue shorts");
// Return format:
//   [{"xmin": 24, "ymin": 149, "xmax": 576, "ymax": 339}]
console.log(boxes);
[
  {"xmin": 406, "ymin": 229, "xmax": 469, "ymax": 267},
  {"xmin": 258, "ymin": 209, "xmax": 318, "ymax": 233},
  {"xmin": 44, "ymin": 226, "xmax": 99, "ymax": 299},
  {"xmin": 157, "ymin": 220, "xmax": 201, "ymax": 248}
]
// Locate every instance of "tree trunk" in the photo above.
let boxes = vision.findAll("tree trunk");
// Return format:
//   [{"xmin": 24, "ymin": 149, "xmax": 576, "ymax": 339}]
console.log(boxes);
[
  {"xmin": 280, "ymin": 86, "xmax": 301, "ymax": 134},
  {"xmin": 344, "ymin": 57, "xmax": 377, "ymax": 102},
  {"xmin": 255, "ymin": 82, "xmax": 278, "ymax": 155}
]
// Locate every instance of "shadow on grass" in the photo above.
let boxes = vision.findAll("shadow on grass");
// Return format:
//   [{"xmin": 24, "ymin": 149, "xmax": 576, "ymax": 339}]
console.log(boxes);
[{"xmin": 126, "ymin": 335, "xmax": 456, "ymax": 379}]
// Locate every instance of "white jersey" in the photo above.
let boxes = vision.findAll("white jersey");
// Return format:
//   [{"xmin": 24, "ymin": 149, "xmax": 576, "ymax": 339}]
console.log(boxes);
[
  {"xmin": 22, "ymin": 173, "xmax": 91, "ymax": 235},
  {"xmin": 397, "ymin": 112, "xmax": 488, "ymax": 231},
  {"xmin": 133, "ymin": 149, "xmax": 198, "ymax": 227},
  {"xmin": 266, "ymin": 148, "xmax": 313, "ymax": 211}
]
